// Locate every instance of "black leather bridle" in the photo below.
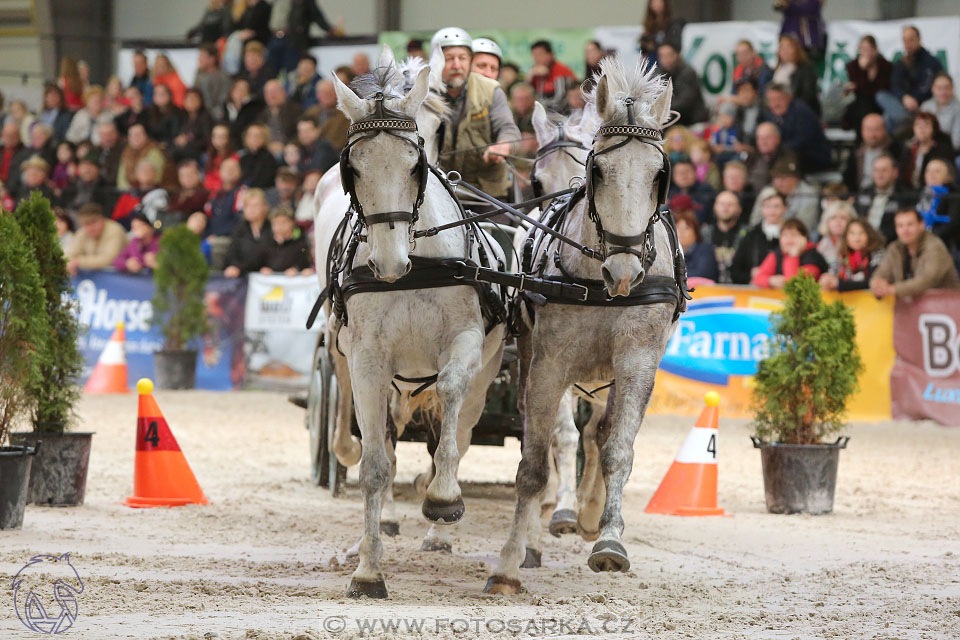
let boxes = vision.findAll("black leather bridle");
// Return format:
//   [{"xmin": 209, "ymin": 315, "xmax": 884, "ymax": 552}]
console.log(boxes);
[
  {"xmin": 339, "ymin": 92, "xmax": 429, "ymax": 233},
  {"xmin": 530, "ymin": 122, "xmax": 587, "ymax": 200}
]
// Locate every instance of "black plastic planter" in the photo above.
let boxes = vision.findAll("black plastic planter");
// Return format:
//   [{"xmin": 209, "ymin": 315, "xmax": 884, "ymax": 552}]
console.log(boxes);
[
  {"xmin": 9, "ymin": 432, "xmax": 93, "ymax": 506},
  {"xmin": 154, "ymin": 350, "xmax": 198, "ymax": 390},
  {"xmin": 751, "ymin": 436, "xmax": 849, "ymax": 515},
  {"xmin": 0, "ymin": 443, "xmax": 40, "ymax": 529}
]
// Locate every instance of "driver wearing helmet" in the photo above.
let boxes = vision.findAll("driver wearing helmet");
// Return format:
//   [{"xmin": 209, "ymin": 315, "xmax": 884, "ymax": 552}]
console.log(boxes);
[
  {"xmin": 471, "ymin": 37, "xmax": 502, "ymax": 80},
  {"xmin": 432, "ymin": 27, "xmax": 520, "ymax": 201}
]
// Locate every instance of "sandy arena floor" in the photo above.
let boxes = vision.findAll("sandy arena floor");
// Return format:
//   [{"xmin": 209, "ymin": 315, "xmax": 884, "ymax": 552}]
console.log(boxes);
[{"xmin": 1, "ymin": 391, "xmax": 958, "ymax": 639}]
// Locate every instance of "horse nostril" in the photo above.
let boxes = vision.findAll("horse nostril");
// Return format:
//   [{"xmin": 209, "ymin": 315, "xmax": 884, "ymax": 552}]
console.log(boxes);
[
  {"xmin": 367, "ymin": 259, "xmax": 379, "ymax": 277},
  {"xmin": 402, "ymin": 260, "xmax": 412, "ymax": 276},
  {"xmin": 600, "ymin": 265, "xmax": 615, "ymax": 287},
  {"xmin": 630, "ymin": 269, "xmax": 645, "ymax": 289}
]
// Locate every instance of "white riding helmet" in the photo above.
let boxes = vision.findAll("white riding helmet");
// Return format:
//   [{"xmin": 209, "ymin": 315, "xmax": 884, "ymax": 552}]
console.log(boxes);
[
  {"xmin": 471, "ymin": 38, "xmax": 503, "ymax": 60},
  {"xmin": 431, "ymin": 27, "xmax": 472, "ymax": 52}
]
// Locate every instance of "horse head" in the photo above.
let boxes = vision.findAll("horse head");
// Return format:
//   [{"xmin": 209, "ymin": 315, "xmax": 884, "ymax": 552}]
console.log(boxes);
[{"xmin": 530, "ymin": 101, "xmax": 590, "ymax": 202}]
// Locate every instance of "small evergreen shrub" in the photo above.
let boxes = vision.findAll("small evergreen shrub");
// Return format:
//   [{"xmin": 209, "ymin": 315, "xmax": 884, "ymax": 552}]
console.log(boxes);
[{"xmin": 151, "ymin": 225, "xmax": 208, "ymax": 351}]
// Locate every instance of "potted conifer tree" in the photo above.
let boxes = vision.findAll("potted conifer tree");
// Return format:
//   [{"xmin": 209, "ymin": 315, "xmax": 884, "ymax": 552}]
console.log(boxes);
[
  {"xmin": 151, "ymin": 225, "xmax": 208, "ymax": 389},
  {"xmin": 750, "ymin": 272, "xmax": 862, "ymax": 515},
  {"xmin": 0, "ymin": 211, "xmax": 48, "ymax": 528},
  {"xmin": 9, "ymin": 194, "xmax": 92, "ymax": 506}
]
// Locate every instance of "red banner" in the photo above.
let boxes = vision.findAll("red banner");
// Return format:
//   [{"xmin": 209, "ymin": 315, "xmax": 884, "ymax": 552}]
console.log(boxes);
[{"xmin": 891, "ymin": 291, "xmax": 960, "ymax": 426}]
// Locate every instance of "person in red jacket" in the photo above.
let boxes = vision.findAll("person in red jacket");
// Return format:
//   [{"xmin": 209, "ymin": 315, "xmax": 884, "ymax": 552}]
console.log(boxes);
[
  {"xmin": 752, "ymin": 218, "xmax": 828, "ymax": 289},
  {"xmin": 529, "ymin": 40, "xmax": 576, "ymax": 100}
]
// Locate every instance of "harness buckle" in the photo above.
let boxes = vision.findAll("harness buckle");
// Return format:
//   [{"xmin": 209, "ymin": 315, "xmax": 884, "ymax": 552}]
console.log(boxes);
[
  {"xmin": 575, "ymin": 283, "xmax": 590, "ymax": 302},
  {"xmin": 453, "ymin": 260, "xmax": 480, "ymax": 281}
]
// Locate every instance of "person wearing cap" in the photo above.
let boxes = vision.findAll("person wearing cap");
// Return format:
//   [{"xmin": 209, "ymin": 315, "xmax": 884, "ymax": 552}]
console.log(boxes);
[
  {"xmin": 471, "ymin": 38, "xmax": 502, "ymax": 81},
  {"xmin": 761, "ymin": 82, "xmax": 831, "ymax": 174},
  {"xmin": 62, "ymin": 149, "xmax": 111, "ymax": 215},
  {"xmin": 15, "ymin": 155, "xmax": 57, "ymax": 206},
  {"xmin": 112, "ymin": 211, "xmax": 160, "ymax": 274},
  {"xmin": 730, "ymin": 189, "xmax": 787, "ymax": 285},
  {"xmin": 433, "ymin": 27, "xmax": 521, "ymax": 201},
  {"xmin": 65, "ymin": 203, "xmax": 128, "ymax": 275},
  {"xmin": 748, "ymin": 157, "xmax": 818, "ymax": 231}
]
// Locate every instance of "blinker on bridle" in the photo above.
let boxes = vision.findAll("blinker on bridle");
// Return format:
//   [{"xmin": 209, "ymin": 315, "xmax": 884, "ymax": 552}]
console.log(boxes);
[
  {"xmin": 530, "ymin": 121, "xmax": 588, "ymax": 200},
  {"xmin": 340, "ymin": 91, "xmax": 429, "ymax": 233}
]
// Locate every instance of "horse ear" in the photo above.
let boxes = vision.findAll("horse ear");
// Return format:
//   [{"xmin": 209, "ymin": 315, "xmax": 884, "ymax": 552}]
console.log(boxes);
[
  {"xmin": 531, "ymin": 102, "xmax": 555, "ymax": 146},
  {"xmin": 428, "ymin": 44, "xmax": 445, "ymax": 90},
  {"xmin": 332, "ymin": 73, "xmax": 368, "ymax": 122},
  {"xmin": 595, "ymin": 75, "xmax": 611, "ymax": 119},
  {"xmin": 378, "ymin": 44, "xmax": 396, "ymax": 69},
  {"xmin": 653, "ymin": 79, "xmax": 674, "ymax": 127},
  {"xmin": 399, "ymin": 66, "xmax": 430, "ymax": 117}
]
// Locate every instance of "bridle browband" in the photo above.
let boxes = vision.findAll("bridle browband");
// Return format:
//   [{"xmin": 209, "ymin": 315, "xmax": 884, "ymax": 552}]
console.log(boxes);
[
  {"xmin": 339, "ymin": 91, "xmax": 429, "ymax": 233},
  {"xmin": 530, "ymin": 121, "xmax": 588, "ymax": 199}
]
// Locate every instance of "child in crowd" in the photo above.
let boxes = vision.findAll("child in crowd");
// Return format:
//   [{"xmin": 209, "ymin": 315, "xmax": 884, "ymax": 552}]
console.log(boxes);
[
  {"xmin": 282, "ymin": 142, "xmax": 302, "ymax": 172},
  {"xmin": 816, "ymin": 201, "xmax": 856, "ymax": 272},
  {"xmin": 52, "ymin": 140, "xmax": 77, "ymax": 192},
  {"xmin": 112, "ymin": 212, "xmax": 160, "ymax": 273},
  {"xmin": 702, "ymin": 102, "xmax": 740, "ymax": 163},
  {"xmin": 689, "ymin": 139, "xmax": 721, "ymax": 191},
  {"xmin": 665, "ymin": 125, "xmax": 694, "ymax": 165},
  {"xmin": 261, "ymin": 206, "xmax": 314, "ymax": 276},
  {"xmin": 752, "ymin": 219, "xmax": 828, "ymax": 289},
  {"xmin": 820, "ymin": 218, "xmax": 886, "ymax": 292},
  {"xmin": 186, "ymin": 211, "xmax": 213, "ymax": 264}
]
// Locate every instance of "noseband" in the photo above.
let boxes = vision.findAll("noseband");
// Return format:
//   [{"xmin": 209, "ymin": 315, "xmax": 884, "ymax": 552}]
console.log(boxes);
[
  {"xmin": 339, "ymin": 92, "xmax": 429, "ymax": 232},
  {"xmin": 530, "ymin": 122, "xmax": 588, "ymax": 199},
  {"xmin": 584, "ymin": 97, "xmax": 672, "ymax": 265}
]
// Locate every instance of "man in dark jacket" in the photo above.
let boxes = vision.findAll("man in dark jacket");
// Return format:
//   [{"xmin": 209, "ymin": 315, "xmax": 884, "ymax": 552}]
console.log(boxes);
[
  {"xmin": 762, "ymin": 83, "xmax": 831, "ymax": 174},
  {"xmin": 285, "ymin": 0, "xmax": 339, "ymax": 55},
  {"xmin": 744, "ymin": 122, "xmax": 798, "ymax": 193},
  {"xmin": 129, "ymin": 51, "xmax": 154, "ymax": 107},
  {"xmin": 702, "ymin": 190, "xmax": 748, "ymax": 284},
  {"xmin": 296, "ymin": 115, "xmax": 338, "ymax": 174},
  {"xmin": 62, "ymin": 151, "xmax": 112, "ymax": 216},
  {"xmin": 877, "ymin": 26, "xmax": 944, "ymax": 134},
  {"xmin": 656, "ymin": 43, "xmax": 708, "ymax": 125},
  {"xmin": 667, "ymin": 161, "xmax": 715, "ymax": 224},
  {"xmin": 729, "ymin": 190, "xmax": 786, "ymax": 284},
  {"xmin": 223, "ymin": 188, "xmax": 274, "ymax": 278},
  {"xmin": 843, "ymin": 113, "xmax": 900, "ymax": 192},
  {"xmin": 854, "ymin": 153, "xmax": 909, "ymax": 243}
]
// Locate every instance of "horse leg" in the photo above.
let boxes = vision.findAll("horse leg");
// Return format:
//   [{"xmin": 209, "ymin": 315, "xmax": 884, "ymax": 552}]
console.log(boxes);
[
  {"xmin": 486, "ymin": 358, "xmax": 565, "ymax": 594},
  {"xmin": 331, "ymin": 350, "xmax": 361, "ymax": 467},
  {"xmin": 549, "ymin": 390, "xmax": 580, "ymax": 537},
  {"xmin": 577, "ymin": 392, "xmax": 614, "ymax": 541},
  {"xmin": 380, "ymin": 413, "xmax": 400, "ymax": 537},
  {"xmin": 540, "ymin": 445, "xmax": 559, "ymax": 517},
  {"xmin": 422, "ymin": 330, "xmax": 483, "ymax": 524},
  {"xmin": 587, "ymin": 367, "xmax": 654, "ymax": 574},
  {"xmin": 345, "ymin": 360, "xmax": 391, "ymax": 599}
]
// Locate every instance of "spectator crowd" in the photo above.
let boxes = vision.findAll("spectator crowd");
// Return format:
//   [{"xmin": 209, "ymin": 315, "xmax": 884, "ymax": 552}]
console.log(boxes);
[{"xmin": 1, "ymin": 0, "xmax": 958, "ymax": 300}]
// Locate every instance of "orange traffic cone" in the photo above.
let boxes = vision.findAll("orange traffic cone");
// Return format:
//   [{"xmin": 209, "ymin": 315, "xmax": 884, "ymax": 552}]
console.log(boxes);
[
  {"xmin": 84, "ymin": 322, "xmax": 130, "ymax": 394},
  {"xmin": 124, "ymin": 379, "xmax": 208, "ymax": 508},
  {"xmin": 645, "ymin": 391, "xmax": 725, "ymax": 516}
]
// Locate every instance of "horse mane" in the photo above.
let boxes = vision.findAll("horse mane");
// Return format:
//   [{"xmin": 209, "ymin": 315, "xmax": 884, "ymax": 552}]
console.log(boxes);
[
  {"xmin": 583, "ymin": 56, "xmax": 667, "ymax": 133},
  {"xmin": 349, "ymin": 59, "xmax": 449, "ymax": 119}
]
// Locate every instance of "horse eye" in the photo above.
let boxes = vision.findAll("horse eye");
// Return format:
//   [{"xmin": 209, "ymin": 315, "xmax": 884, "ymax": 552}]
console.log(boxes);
[{"xmin": 592, "ymin": 163, "xmax": 603, "ymax": 180}]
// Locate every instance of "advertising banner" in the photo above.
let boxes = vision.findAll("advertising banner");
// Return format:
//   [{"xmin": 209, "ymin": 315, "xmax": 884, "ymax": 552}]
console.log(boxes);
[
  {"xmin": 243, "ymin": 273, "xmax": 323, "ymax": 390},
  {"xmin": 648, "ymin": 286, "xmax": 895, "ymax": 421},
  {"xmin": 73, "ymin": 272, "xmax": 246, "ymax": 390},
  {"xmin": 890, "ymin": 291, "xmax": 960, "ymax": 426}
]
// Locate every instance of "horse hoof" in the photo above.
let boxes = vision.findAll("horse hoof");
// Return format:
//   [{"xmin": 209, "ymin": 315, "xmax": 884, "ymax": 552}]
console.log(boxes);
[
  {"xmin": 521, "ymin": 547, "xmax": 542, "ymax": 569},
  {"xmin": 336, "ymin": 438, "xmax": 362, "ymax": 467},
  {"xmin": 422, "ymin": 496, "xmax": 465, "ymax": 524},
  {"xmin": 577, "ymin": 517, "xmax": 600, "ymax": 542},
  {"xmin": 346, "ymin": 577, "xmax": 388, "ymax": 599},
  {"xmin": 380, "ymin": 521, "xmax": 400, "ymax": 537},
  {"xmin": 419, "ymin": 539, "xmax": 452, "ymax": 553},
  {"xmin": 483, "ymin": 575, "xmax": 522, "ymax": 595},
  {"xmin": 549, "ymin": 509, "xmax": 578, "ymax": 537},
  {"xmin": 587, "ymin": 540, "xmax": 631, "ymax": 573}
]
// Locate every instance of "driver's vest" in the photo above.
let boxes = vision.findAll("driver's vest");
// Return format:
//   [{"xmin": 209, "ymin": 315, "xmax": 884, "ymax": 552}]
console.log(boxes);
[{"xmin": 440, "ymin": 73, "xmax": 511, "ymax": 198}]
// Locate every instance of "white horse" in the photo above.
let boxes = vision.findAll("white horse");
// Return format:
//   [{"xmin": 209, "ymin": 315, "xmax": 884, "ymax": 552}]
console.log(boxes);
[
  {"xmin": 317, "ymin": 51, "xmax": 508, "ymax": 599},
  {"xmin": 487, "ymin": 56, "xmax": 682, "ymax": 594}
]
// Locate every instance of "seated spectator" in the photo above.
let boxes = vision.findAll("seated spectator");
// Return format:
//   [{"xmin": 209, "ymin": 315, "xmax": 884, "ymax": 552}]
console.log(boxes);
[
  {"xmin": 238, "ymin": 40, "xmax": 275, "ymax": 98},
  {"xmin": 170, "ymin": 159, "xmax": 209, "ymax": 222},
  {"xmin": 870, "ymin": 207, "xmax": 960, "ymax": 297},
  {"xmin": 290, "ymin": 54, "xmax": 320, "ymax": 108},
  {"xmin": 112, "ymin": 212, "xmax": 160, "ymax": 273},
  {"xmin": 762, "ymin": 83, "xmax": 831, "ymax": 174},
  {"xmin": 239, "ymin": 124, "xmax": 278, "ymax": 189},
  {"xmin": 351, "ymin": 52, "xmax": 370, "ymax": 77},
  {"xmin": 28, "ymin": 122, "xmax": 57, "ymax": 168},
  {"xmin": 752, "ymin": 219, "xmax": 827, "ymax": 289},
  {"xmin": 115, "ymin": 86, "xmax": 147, "ymax": 136},
  {"xmin": 295, "ymin": 170, "xmax": 322, "ymax": 222},
  {"xmin": 62, "ymin": 150, "xmax": 111, "ymax": 215},
  {"xmin": 172, "ymin": 89, "xmax": 214, "ymax": 161},
  {"xmin": 656, "ymin": 42, "xmax": 708, "ymax": 125},
  {"xmin": 38, "ymin": 84, "xmax": 74, "ymax": 143},
  {"xmin": 0, "ymin": 122, "xmax": 32, "ymax": 197},
  {"xmin": 843, "ymin": 35, "xmax": 892, "ymax": 132},
  {"xmin": 117, "ymin": 123, "xmax": 166, "ymax": 190},
  {"xmin": 144, "ymin": 83, "xmax": 184, "ymax": 148},
  {"xmin": 499, "ymin": 62, "xmax": 520, "ymax": 94},
  {"xmin": 843, "ymin": 113, "xmax": 899, "ymax": 192},
  {"xmin": 186, "ymin": 0, "xmax": 233, "ymax": 44},
  {"xmin": 258, "ymin": 79, "xmax": 301, "ymax": 154},
  {"xmin": 295, "ymin": 115, "xmax": 337, "ymax": 174},
  {"xmin": 185, "ymin": 211, "xmax": 213, "ymax": 263},
  {"xmin": 702, "ymin": 102, "xmax": 740, "ymax": 162},
  {"xmin": 511, "ymin": 82, "xmax": 536, "ymax": 134},
  {"xmin": 266, "ymin": 167, "xmax": 299, "ymax": 209},
  {"xmin": 261, "ymin": 206, "xmax": 313, "ymax": 276},
  {"xmin": 224, "ymin": 78, "xmax": 264, "ymax": 148},
  {"xmin": 54, "ymin": 207, "xmax": 75, "ymax": 252},
  {"xmin": 689, "ymin": 139, "xmax": 720, "ymax": 191},
  {"xmin": 745, "ymin": 122, "xmax": 797, "ymax": 193},
  {"xmin": 104, "ymin": 76, "xmax": 129, "ymax": 116},
  {"xmin": 916, "ymin": 158, "xmax": 960, "ymax": 251},
  {"xmin": 112, "ymin": 159, "xmax": 169, "ymax": 230},
  {"xmin": 152, "ymin": 54, "xmax": 187, "ymax": 108},
  {"xmin": 224, "ymin": 188, "xmax": 274, "ymax": 278},
  {"xmin": 668, "ymin": 158, "xmax": 715, "ymax": 224},
  {"xmin": 732, "ymin": 78, "xmax": 762, "ymax": 147},
  {"xmin": 66, "ymin": 85, "xmax": 107, "ymax": 145},
  {"xmin": 97, "ymin": 120, "xmax": 124, "ymax": 186},
  {"xmin": 817, "ymin": 201, "xmax": 856, "ymax": 272},
  {"xmin": 282, "ymin": 142, "xmax": 301, "ymax": 172},
  {"xmin": 855, "ymin": 153, "xmax": 905, "ymax": 243},
  {"xmin": 898, "ymin": 111, "xmax": 954, "ymax": 190},
  {"xmin": 820, "ymin": 218, "xmax": 886, "ymax": 292},
  {"xmin": 195, "ymin": 43, "xmax": 230, "ymax": 121},
  {"xmin": 721, "ymin": 160, "xmax": 754, "ymax": 213},
  {"xmin": 665, "ymin": 125, "xmax": 694, "ymax": 164},
  {"xmin": 674, "ymin": 207, "xmax": 718, "ymax": 281},
  {"xmin": 128, "ymin": 50, "xmax": 154, "ymax": 107},
  {"xmin": 203, "ymin": 123, "xmax": 236, "ymax": 193},
  {"xmin": 920, "ymin": 72, "xmax": 960, "ymax": 152},
  {"xmin": 529, "ymin": 40, "xmax": 576, "ymax": 101},
  {"xmin": 304, "ymin": 80, "xmax": 349, "ymax": 152},
  {"xmin": 65, "ymin": 203, "xmax": 127, "ymax": 275},
  {"xmin": 15, "ymin": 155, "xmax": 56, "ymax": 206},
  {"xmin": 731, "ymin": 189, "xmax": 787, "ymax": 284},
  {"xmin": 749, "ymin": 159, "xmax": 818, "ymax": 230},
  {"xmin": 206, "ymin": 156, "xmax": 244, "ymax": 239},
  {"xmin": 818, "ymin": 182, "xmax": 853, "ymax": 224},
  {"xmin": 703, "ymin": 190, "xmax": 748, "ymax": 284},
  {"xmin": 877, "ymin": 26, "xmax": 943, "ymax": 136},
  {"xmin": 51, "ymin": 140, "xmax": 76, "ymax": 192},
  {"xmin": 772, "ymin": 34, "xmax": 819, "ymax": 115},
  {"xmin": 730, "ymin": 40, "xmax": 772, "ymax": 95}
]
